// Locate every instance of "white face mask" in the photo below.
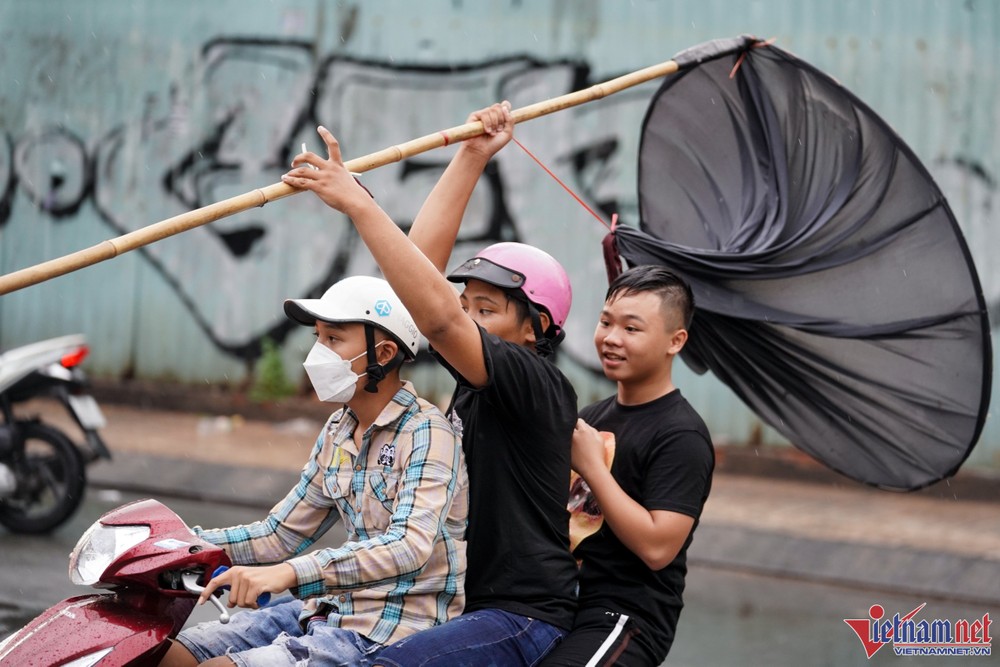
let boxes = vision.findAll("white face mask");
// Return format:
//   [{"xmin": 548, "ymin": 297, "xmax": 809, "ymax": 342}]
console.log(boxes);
[{"xmin": 302, "ymin": 341, "xmax": 371, "ymax": 403}]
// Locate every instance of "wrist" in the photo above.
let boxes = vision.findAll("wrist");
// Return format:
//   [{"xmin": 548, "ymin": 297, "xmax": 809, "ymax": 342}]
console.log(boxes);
[
  {"xmin": 577, "ymin": 460, "xmax": 608, "ymax": 485},
  {"xmin": 280, "ymin": 562, "xmax": 298, "ymax": 589},
  {"xmin": 456, "ymin": 144, "xmax": 495, "ymax": 165},
  {"xmin": 341, "ymin": 192, "xmax": 383, "ymax": 221}
]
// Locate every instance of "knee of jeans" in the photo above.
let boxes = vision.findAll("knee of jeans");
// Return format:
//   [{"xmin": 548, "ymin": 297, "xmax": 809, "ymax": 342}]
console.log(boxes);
[{"xmin": 275, "ymin": 634, "xmax": 310, "ymax": 664}]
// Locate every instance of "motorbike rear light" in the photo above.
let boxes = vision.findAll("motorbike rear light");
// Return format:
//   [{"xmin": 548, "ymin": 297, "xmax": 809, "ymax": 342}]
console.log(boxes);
[
  {"xmin": 69, "ymin": 521, "xmax": 151, "ymax": 586},
  {"xmin": 60, "ymin": 345, "xmax": 89, "ymax": 368}
]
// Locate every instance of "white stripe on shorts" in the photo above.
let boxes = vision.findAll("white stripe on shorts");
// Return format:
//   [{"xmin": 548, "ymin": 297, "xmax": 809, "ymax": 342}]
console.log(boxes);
[{"xmin": 584, "ymin": 613, "xmax": 630, "ymax": 667}]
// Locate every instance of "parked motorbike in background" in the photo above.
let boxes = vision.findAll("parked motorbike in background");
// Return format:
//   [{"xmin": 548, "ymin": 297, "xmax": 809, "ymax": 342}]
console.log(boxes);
[
  {"xmin": 0, "ymin": 334, "xmax": 111, "ymax": 533},
  {"xmin": 0, "ymin": 498, "xmax": 268, "ymax": 666}
]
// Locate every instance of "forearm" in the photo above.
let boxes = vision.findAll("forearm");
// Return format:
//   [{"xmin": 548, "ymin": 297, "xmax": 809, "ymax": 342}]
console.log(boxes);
[
  {"xmin": 581, "ymin": 466, "xmax": 686, "ymax": 571},
  {"xmin": 282, "ymin": 124, "xmax": 487, "ymax": 382},
  {"xmin": 347, "ymin": 196, "xmax": 467, "ymax": 340},
  {"xmin": 195, "ymin": 517, "xmax": 305, "ymax": 566},
  {"xmin": 286, "ymin": 525, "xmax": 432, "ymax": 596},
  {"xmin": 409, "ymin": 145, "xmax": 491, "ymax": 273}
]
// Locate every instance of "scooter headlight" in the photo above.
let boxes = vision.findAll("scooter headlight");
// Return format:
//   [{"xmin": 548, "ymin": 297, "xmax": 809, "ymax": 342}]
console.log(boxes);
[{"xmin": 68, "ymin": 521, "xmax": 150, "ymax": 585}]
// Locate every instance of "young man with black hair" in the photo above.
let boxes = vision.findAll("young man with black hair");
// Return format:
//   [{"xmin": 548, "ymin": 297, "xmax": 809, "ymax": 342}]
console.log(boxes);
[
  {"xmin": 284, "ymin": 103, "xmax": 578, "ymax": 665},
  {"xmin": 542, "ymin": 266, "xmax": 715, "ymax": 667}
]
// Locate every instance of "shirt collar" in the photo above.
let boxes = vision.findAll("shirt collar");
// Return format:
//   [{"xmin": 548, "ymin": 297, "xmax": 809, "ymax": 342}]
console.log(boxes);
[
  {"xmin": 331, "ymin": 381, "xmax": 419, "ymax": 455},
  {"xmin": 371, "ymin": 380, "xmax": 419, "ymax": 428}
]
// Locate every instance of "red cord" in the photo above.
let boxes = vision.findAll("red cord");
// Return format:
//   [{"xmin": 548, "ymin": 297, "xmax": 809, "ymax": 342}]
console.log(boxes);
[
  {"xmin": 512, "ymin": 137, "xmax": 612, "ymax": 231},
  {"xmin": 729, "ymin": 37, "xmax": 777, "ymax": 79}
]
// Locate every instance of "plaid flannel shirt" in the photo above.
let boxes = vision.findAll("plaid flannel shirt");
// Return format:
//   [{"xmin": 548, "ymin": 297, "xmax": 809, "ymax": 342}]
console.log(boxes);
[{"xmin": 195, "ymin": 381, "xmax": 468, "ymax": 645}]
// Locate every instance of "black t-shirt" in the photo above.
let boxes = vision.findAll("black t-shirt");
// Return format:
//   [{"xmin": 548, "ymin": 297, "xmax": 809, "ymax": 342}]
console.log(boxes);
[
  {"xmin": 573, "ymin": 390, "xmax": 714, "ymax": 659},
  {"xmin": 438, "ymin": 327, "xmax": 579, "ymax": 630}
]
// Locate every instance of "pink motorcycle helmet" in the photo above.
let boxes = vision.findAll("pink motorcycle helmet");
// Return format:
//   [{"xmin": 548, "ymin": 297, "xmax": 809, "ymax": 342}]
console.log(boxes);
[{"xmin": 448, "ymin": 242, "xmax": 572, "ymax": 339}]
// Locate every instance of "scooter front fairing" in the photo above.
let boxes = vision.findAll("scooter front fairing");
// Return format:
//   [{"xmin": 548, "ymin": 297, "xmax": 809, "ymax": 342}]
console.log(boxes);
[{"xmin": 0, "ymin": 499, "xmax": 232, "ymax": 666}]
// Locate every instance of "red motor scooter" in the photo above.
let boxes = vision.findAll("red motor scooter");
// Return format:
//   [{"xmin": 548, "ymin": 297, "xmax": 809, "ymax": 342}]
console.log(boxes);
[{"xmin": 0, "ymin": 498, "xmax": 263, "ymax": 666}]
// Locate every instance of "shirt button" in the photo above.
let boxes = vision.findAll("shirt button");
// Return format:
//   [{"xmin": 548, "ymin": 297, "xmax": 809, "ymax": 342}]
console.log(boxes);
[
  {"xmin": 355, "ymin": 465, "xmax": 362, "ymax": 471},
  {"xmin": 339, "ymin": 594, "xmax": 347, "ymax": 602}
]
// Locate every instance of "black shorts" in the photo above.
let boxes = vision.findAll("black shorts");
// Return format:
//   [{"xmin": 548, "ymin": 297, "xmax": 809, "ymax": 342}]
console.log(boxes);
[{"xmin": 540, "ymin": 609, "xmax": 659, "ymax": 667}]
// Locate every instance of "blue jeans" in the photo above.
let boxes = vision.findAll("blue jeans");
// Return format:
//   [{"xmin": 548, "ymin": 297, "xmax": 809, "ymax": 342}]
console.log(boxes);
[
  {"xmin": 370, "ymin": 608, "xmax": 565, "ymax": 667},
  {"xmin": 176, "ymin": 599, "xmax": 382, "ymax": 667}
]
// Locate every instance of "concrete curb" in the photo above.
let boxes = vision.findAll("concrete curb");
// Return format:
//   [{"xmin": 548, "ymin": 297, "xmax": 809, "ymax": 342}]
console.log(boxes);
[
  {"xmin": 88, "ymin": 454, "xmax": 300, "ymax": 511},
  {"xmin": 690, "ymin": 525, "xmax": 1000, "ymax": 607}
]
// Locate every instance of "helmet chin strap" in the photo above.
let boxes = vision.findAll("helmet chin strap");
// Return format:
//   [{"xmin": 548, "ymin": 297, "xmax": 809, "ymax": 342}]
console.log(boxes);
[
  {"xmin": 527, "ymin": 304, "xmax": 562, "ymax": 358},
  {"xmin": 363, "ymin": 324, "xmax": 404, "ymax": 393}
]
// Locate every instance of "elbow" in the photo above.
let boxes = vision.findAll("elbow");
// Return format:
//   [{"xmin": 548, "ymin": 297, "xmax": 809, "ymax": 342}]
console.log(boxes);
[
  {"xmin": 409, "ymin": 532, "xmax": 436, "ymax": 570},
  {"xmin": 639, "ymin": 554, "xmax": 670, "ymax": 572},
  {"xmin": 391, "ymin": 529, "xmax": 437, "ymax": 579},
  {"xmin": 638, "ymin": 545, "xmax": 681, "ymax": 572}
]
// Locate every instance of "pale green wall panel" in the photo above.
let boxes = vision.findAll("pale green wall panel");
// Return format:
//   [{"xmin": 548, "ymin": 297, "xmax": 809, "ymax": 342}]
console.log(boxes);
[{"xmin": 0, "ymin": 0, "xmax": 996, "ymax": 471}]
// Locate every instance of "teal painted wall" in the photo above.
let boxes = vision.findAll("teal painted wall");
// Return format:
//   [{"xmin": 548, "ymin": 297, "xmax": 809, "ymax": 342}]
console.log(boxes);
[{"xmin": 0, "ymin": 0, "xmax": 997, "ymax": 471}]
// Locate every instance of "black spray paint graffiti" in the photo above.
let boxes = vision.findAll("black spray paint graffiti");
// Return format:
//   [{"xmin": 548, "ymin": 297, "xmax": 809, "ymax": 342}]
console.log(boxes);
[
  {"xmin": 0, "ymin": 128, "xmax": 91, "ymax": 224},
  {"xmin": 3, "ymin": 38, "xmax": 654, "ymax": 372},
  {"xmin": 4, "ymin": 38, "xmax": 994, "ymax": 373},
  {"xmin": 0, "ymin": 133, "xmax": 13, "ymax": 225}
]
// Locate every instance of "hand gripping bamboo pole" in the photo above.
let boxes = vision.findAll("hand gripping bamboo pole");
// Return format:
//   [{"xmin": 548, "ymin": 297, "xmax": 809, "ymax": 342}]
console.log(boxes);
[{"xmin": 0, "ymin": 58, "xmax": 679, "ymax": 296}]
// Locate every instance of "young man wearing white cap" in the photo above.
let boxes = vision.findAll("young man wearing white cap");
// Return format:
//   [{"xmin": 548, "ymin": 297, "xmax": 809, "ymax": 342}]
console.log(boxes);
[
  {"xmin": 285, "ymin": 104, "xmax": 578, "ymax": 665},
  {"xmin": 160, "ymin": 276, "xmax": 468, "ymax": 667}
]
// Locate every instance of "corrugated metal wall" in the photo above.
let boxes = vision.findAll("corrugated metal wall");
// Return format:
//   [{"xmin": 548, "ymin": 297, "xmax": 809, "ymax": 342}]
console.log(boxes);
[{"xmin": 0, "ymin": 0, "xmax": 997, "ymax": 470}]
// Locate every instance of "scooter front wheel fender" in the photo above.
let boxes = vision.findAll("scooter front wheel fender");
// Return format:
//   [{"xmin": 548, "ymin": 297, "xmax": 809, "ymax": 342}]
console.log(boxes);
[{"xmin": 0, "ymin": 593, "xmax": 188, "ymax": 666}]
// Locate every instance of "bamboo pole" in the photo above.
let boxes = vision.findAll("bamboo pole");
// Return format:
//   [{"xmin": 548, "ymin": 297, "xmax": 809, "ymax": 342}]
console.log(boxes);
[{"xmin": 0, "ymin": 58, "xmax": 680, "ymax": 296}]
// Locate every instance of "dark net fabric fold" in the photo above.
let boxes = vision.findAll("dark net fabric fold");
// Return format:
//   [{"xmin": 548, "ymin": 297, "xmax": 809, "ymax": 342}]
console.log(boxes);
[{"xmin": 619, "ymin": 38, "xmax": 991, "ymax": 490}]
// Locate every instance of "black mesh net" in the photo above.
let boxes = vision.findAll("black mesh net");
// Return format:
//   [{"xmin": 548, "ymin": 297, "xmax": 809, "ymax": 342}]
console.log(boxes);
[{"xmin": 616, "ymin": 37, "xmax": 991, "ymax": 490}]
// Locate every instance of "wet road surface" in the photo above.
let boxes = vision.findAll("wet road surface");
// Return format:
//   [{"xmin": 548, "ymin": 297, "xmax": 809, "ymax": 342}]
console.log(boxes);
[{"xmin": 1, "ymin": 489, "xmax": 992, "ymax": 666}]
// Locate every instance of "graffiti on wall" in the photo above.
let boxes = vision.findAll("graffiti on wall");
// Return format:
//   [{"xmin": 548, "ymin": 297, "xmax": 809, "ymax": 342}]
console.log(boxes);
[
  {"xmin": 1, "ymin": 38, "xmax": 995, "ymax": 373},
  {"xmin": 2, "ymin": 37, "xmax": 660, "ymax": 371}
]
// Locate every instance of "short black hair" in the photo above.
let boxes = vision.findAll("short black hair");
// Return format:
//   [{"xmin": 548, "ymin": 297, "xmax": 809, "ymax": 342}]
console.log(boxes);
[
  {"xmin": 605, "ymin": 266, "xmax": 695, "ymax": 329},
  {"xmin": 502, "ymin": 287, "xmax": 563, "ymax": 337},
  {"xmin": 502, "ymin": 288, "xmax": 532, "ymax": 326}
]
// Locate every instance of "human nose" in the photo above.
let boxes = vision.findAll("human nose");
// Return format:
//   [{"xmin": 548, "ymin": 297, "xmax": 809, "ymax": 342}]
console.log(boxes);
[{"xmin": 601, "ymin": 325, "xmax": 623, "ymax": 346}]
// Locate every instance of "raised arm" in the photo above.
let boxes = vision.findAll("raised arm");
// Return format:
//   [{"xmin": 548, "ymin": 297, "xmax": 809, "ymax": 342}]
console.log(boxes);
[
  {"xmin": 409, "ymin": 102, "xmax": 513, "ymax": 273},
  {"xmin": 283, "ymin": 122, "xmax": 501, "ymax": 387}
]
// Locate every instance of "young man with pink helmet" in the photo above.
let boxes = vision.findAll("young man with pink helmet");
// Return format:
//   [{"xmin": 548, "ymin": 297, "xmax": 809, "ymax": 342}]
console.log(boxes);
[{"xmin": 284, "ymin": 102, "xmax": 578, "ymax": 665}]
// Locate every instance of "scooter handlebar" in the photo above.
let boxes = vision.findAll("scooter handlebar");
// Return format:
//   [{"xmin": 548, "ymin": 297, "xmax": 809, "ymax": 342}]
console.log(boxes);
[
  {"xmin": 180, "ymin": 571, "xmax": 230, "ymax": 624},
  {"xmin": 211, "ymin": 566, "xmax": 272, "ymax": 608}
]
